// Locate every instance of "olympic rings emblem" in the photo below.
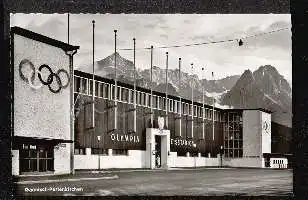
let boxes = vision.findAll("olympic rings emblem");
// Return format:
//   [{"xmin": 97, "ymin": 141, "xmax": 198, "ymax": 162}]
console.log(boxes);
[{"xmin": 19, "ymin": 59, "xmax": 70, "ymax": 94}]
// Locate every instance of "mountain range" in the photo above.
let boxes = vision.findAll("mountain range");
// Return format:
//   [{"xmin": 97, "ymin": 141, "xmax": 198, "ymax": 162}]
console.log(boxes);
[{"xmin": 78, "ymin": 53, "xmax": 292, "ymax": 127}]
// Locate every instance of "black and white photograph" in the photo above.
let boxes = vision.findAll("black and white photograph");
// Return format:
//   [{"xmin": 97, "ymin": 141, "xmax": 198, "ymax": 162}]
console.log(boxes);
[{"xmin": 10, "ymin": 13, "xmax": 292, "ymax": 196}]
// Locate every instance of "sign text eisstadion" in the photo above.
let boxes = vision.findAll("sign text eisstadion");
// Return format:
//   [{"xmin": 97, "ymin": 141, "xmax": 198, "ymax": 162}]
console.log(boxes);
[{"xmin": 110, "ymin": 133, "xmax": 196, "ymax": 148}]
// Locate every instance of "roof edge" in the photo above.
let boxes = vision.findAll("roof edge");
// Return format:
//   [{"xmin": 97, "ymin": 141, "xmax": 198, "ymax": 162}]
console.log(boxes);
[{"xmin": 11, "ymin": 26, "xmax": 79, "ymax": 52}]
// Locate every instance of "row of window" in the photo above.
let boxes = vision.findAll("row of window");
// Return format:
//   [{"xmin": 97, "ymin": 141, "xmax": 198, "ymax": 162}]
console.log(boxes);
[
  {"xmin": 74, "ymin": 76, "xmax": 223, "ymax": 121},
  {"xmin": 273, "ymin": 159, "xmax": 285, "ymax": 164}
]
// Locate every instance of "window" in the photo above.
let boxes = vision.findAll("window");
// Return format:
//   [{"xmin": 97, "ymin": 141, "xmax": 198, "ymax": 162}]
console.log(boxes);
[
  {"xmin": 140, "ymin": 92, "xmax": 145, "ymax": 106},
  {"xmin": 153, "ymin": 95, "xmax": 157, "ymax": 108},
  {"xmin": 112, "ymin": 149, "xmax": 128, "ymax": 156},
  {"xmin": 223, "ymin": 112, "xmax": 243, "ymax": 158},
  {"xmin": 174, "ymin": 101, "xmax": 178, "ymax": 113},
  {"xmin": 19, "ymin": 145, "xmax": 54, "ymax": 173},
  {"xmin": 81, "ymin": 78, "xmax": 88, "ymax": 94},
  {"xmin": 95, "ymin": 81, "xmax": 99, "ymax": 97},
  {"xmin": 183, "ymin": 103, "xmax": 187, "ymax": 115},
  {"xmin": 169, "ymin": 99, "xmax": 173, "ymax": 112},
  {"xmin": 148, "ymin": 94, "xmax": 151, "ymax": 107},
  {"xmin": 188, "ymin": 104, "xmax": 192, "ymax": 116},
  {"xmin": 129, "ymin": 90, "xmax": 133, "ymax": 103},
  {"xmin": 89, "ymin": 80, "xmax": 94, "ymax": 95},
  {"xmin": 159, "ymin": 97, "xmax": 164, "ymax": 110},
  {"xmin": 122, "ymin": 88, "xmax": 129, "ymax": 102},
  {"xmin": 140, "ymin": 92, "xmax": 144, "ymax": 105},
  {"xmin": 111, "ymin": 85, "xmax": 115, "ymax": 100},
  {"xmin": 162, "ymin": 97, "xmax": 166, "ymax": 110},
  {"xmin": 74, "ymin": 148, "xmax": 86, "ymax": 155},
  {"xmin": 117, "ymin": 86, "xmax": 121, "ymax": 100},
  {"xmin": 98, "ymin": 82, "xmax": 103, "ymax": 98},
  {"xmin": 143, "ymin": 93, "xmax": 147, "ymax": 106},
  {"xmin": 74, "ymin": 76, "xmax": 81, "ymax": 93},
  {"xmin": 194, "ymin": 105, "xmax": 197, "ymax": 117},
  {"xmin": 136, "ymin": 91, "xmax": 140, "ymax": 105}
]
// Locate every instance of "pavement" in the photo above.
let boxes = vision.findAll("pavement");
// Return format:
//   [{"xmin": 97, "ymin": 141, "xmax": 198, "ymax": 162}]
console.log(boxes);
[{"xmin": 13, "ymin": 167, "xmax": 293, "ymax": 196}]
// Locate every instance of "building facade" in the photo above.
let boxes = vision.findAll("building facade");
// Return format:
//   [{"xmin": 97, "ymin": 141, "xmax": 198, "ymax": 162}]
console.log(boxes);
[
  {"xmin": 73, "ymin": 70, "xmax": 291, "ymax": 170},
  {"xmin": 11, "ymin": 27, "xmax": 79, "ymax": 176},
  {"xmin": 10, "ymin": 27, "xmax": 291, "ymax": 176}
]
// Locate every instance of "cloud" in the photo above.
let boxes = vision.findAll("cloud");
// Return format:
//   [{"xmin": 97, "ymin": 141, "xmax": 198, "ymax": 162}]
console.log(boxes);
[{"xmin": 10, "ymin": 13, "xmax": 292, "ymax": 85}]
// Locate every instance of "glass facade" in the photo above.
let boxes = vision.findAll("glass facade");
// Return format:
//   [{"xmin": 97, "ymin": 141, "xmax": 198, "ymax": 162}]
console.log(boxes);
[{"xmin": 223, "ymin": 112, "xmax": 243, "ymax": 158}]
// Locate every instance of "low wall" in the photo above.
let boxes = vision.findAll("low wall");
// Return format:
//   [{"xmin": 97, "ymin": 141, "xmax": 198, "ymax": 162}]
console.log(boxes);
[
  {"xmin": 54, "ymin": 143, "xmax": 71, "ymax": 175},
  {"xmin": 171, "ymin": 155, "xmax": 219, "ymax": 168},
  {"xmin": 75, "ymin": 150, "xmax": 220, "ymax": 169},
  {"xmin": 74, "ymin": 150, "xmax": 146, "ymax": 170},
  {"xmin": 223, "ymin": 157, "xmax": 262, "ymax": 168},
  {"xmin": 12, "ymin": 150, "xmax": 19, "ymax": 176}
]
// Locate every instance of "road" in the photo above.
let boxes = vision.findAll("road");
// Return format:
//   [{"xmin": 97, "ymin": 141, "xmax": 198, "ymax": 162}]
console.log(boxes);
[{"xmin": 14, "ymin": 168, "xmax": 293, "ymax": 196}]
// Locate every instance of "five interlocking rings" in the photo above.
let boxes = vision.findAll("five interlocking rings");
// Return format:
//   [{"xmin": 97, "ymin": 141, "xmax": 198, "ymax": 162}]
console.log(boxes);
[{"xmin": 19, "ymin": 59, "xmax": 70, "ymax": 93}]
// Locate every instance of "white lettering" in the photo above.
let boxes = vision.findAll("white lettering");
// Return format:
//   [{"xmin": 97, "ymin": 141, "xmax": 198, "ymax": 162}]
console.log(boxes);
[
  {"xmin": 125, "ymin": 135, "xmax": 129, "ymax": 141},
  {"xmin": 170, "ymin": 138, "xmax": 196, "ymax": 148},
  {"xmin": 110, "ymin": 133, "xmax": 140, "ymax": 143},
  {"xmin": 111, "ymin": 134, "xmax": 116, "ymax": 141}
]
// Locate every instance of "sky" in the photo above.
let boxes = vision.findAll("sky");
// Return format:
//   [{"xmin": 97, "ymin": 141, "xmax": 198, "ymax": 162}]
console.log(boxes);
[{"xmin": 10, "ymin": 14, "xmax": 292, "ymax": 85}]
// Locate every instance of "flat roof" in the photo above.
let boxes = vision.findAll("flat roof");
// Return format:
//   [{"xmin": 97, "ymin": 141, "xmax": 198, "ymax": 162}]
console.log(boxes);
[
  {"xmin": 11, "ymin": 26, "xmax": 80, "ymax": 52},
  {"xmin": 225, "ymin": 108, "xmax": 272, "ymax": 114},
  {"xmin": 74, "ymin": 70, "xmax": 272, "ymax": 114},
  {"xmin": 74, "ymin": 70, "xmax": 224, "ymax": 111}
]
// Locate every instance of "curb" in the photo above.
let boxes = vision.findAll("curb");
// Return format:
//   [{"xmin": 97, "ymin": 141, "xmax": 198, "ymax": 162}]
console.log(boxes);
[
  {"xmin": 77, "ymin": 167, "xmax": 235, "ymax": 174},
  {"xmin": 16, "ymin": 175, "xmax": 119, "ymax": 185}
]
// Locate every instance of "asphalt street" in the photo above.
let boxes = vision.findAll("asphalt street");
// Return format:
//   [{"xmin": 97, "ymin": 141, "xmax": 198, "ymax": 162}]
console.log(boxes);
[{"xmin": 14, "ymin": 168, "xmax": 293, "ymax": 196}]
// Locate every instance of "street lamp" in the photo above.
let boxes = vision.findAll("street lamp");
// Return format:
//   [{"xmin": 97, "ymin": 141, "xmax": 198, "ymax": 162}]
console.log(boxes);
[
  {"xmin": 220, "ymin": 145, "xmax": 223, "ymax": 168},
  {"xmin": 97, "ymin": 136, "xmax": 101, "ymax": 171}
]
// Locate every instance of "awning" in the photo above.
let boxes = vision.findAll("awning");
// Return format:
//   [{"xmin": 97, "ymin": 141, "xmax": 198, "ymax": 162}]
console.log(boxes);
[
  {"xmin": 263, "ymin": 153, "xmax": 292, "ymax": 158},
  {"xmin": 13, "ymin": 136, "xmax": 73, "ymax": 147}
]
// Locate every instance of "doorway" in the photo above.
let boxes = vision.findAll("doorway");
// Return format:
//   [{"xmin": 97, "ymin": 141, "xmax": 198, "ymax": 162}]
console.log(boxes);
[
  {"xmin": 19, "ymin": 144, "xmax": 54, "ymax": 173},
  {"xmin": 155, "ymin": 135, "xmax": 161, "ymax": 168},
  {"xmin": 146, "ymin": 128, "xmax": 170, "ymax": 169}
]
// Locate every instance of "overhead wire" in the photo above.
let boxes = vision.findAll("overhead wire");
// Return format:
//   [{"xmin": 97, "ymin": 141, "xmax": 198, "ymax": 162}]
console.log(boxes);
[{"xmin": 118, "ymin": 27, "xmax": 291, "ymax": 51}]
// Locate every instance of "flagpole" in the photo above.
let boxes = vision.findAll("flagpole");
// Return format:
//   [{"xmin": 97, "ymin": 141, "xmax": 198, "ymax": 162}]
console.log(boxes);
[
  {"xmin": 178, "ymin": 58, "xmax": 182, "ymax": 137},
  {"xmin": 165, "ymin": 52, "xmax": 169, "ymax": 129},
  {"xmin": 191, "ymin": 63, "xmax": 194, "ymax": 139},
  {"xmin": 150, "ymin": 46, "xmax": 153, "ymax": 128},
  {"xmin": 68, "ymin": 13, "xmax": 70, "ymax": 44},
  {"xmin": 114, "ymin": 30, "xmax": 118, "ymax": 130},
  {"xmin": 92, "ymin": 20, "xmax": 95, "ymax": 129},
  {"xmin": 133, "ymin": 38, "xmax": 136, "ymax": 133},
  {"xmin": 202, "ymin": 67, "xmax": 205, "ymax": 139},
  {"xmin": 212, "ymin": 72, "xmax": 215, "ymax": 141}
]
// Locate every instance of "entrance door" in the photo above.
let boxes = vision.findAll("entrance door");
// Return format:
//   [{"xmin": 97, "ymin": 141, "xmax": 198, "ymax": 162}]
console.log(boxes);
[
  {"xmin": 264, "ymin": 157, "xmax": 270, "ymax": 168},
  {"xmin": 155, "ymin": 135, "xmax": 161, "ymax": 168},
  {"xmin": 20, "ymin": 144, "xmax": 54, "ymax": 173}
]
